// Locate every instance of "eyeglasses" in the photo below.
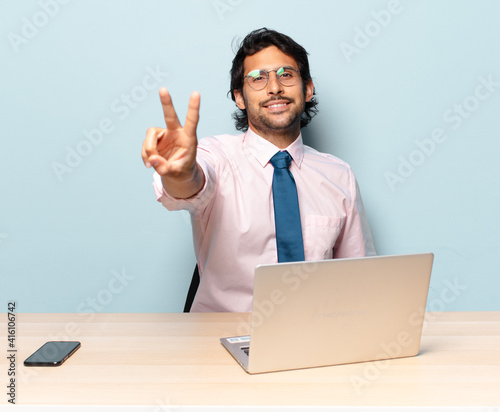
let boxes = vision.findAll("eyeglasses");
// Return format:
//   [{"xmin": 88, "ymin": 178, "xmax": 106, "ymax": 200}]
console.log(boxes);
[{"xmin": 244, "ymin": 66, "xmax": 300, "ymax": 91}]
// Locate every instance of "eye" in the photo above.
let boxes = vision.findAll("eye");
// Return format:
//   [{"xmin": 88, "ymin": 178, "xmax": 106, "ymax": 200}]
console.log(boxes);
[
  {"xmin": 248, "ymin": 70, "xmax": 265, "ymax": 81},
  {"xmin": 281, "ymin": 68, "xmax": 297, "ymax": 78}
]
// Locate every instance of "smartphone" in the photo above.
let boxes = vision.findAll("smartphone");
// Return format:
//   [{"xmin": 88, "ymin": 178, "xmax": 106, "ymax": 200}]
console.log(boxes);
[{"xmin": 24, "ymin": 341, "xmax": 81, "ymax": 367}]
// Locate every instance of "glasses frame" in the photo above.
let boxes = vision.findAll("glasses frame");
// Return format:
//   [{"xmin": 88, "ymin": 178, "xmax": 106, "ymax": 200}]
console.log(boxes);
[{"xmin": 244, "ymin": 66, "xmax": 301, "ymax": 91}]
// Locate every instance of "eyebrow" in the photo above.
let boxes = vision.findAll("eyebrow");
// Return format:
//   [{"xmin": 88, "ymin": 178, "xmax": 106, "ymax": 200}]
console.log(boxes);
[{"xmin": 245, "ymin": 65, "xmax": 297, "ymax": 75}]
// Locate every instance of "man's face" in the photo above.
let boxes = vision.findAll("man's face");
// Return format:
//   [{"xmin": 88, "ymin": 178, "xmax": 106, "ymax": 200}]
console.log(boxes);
[{"xmin": 234, "ymin": 45, "xmax": 314, "ymax": 142}]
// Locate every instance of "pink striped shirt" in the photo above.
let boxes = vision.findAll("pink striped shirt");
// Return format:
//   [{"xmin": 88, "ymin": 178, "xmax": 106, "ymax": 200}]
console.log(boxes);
[{"xmin": 154, "ymin": 129, "xmax": 375, "ymax": 312}]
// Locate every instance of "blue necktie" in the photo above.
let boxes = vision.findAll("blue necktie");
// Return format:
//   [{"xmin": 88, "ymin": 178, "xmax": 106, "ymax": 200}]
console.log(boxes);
[{"xmin": 270, "ymin": 151, "xmax": 305, "ymax": 263}]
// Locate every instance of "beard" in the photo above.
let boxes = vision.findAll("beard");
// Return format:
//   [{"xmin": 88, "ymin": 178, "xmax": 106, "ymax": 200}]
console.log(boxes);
[{"xmin": 244, "ymin": 95, "xmax": 305, "ymax": 136}]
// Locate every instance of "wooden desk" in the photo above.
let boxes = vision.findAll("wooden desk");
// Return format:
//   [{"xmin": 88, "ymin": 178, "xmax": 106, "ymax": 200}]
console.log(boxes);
[{"xmin": 2, "ymin": 312, "xmax": 500, "ymax": 406}]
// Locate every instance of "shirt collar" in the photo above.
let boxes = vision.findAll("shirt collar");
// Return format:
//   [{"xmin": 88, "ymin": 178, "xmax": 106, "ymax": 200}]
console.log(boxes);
[{"xmin": 243, "ymin": 128, "xmax": 304, "ymax": 168}]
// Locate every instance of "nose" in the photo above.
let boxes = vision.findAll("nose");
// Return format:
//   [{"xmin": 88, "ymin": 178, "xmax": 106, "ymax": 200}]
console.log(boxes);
[{"xmin": 266, "ymin": 71, "xmax": 284, "ymax": 95}]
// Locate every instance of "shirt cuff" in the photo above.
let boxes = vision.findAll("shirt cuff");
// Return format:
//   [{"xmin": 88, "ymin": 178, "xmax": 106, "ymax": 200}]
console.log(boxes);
[{"xmin": 152, "ymin": 162, "xmax": 214, "ymax": 215}]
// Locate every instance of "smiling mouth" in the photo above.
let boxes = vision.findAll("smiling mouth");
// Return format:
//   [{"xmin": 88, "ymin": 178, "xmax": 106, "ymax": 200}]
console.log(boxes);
[
  {"xmin": 267, "ymin": 103, "xmax": 288, "ymax": 108},
  {"xmin": 263, "ymin": 100, "xmax": 292, "ymax": 110}
]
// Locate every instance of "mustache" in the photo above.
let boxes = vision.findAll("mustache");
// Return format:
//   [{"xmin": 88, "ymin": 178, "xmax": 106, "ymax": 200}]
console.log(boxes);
[{"xmin": 260, "ymin": 97, "xmax": 294, "ymax": 106}]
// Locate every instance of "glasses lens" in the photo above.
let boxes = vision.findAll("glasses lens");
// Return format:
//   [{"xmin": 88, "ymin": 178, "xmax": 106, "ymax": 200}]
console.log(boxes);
[
  {"xmin": 278, "ymin": 68, "xmax": 298, "ymax": 86},
  {"xmin": 245, "ymin": 68, "xmax": 299, "ymax": 90},
  {"xmin": 246, "ymin": 69, "xmax": 267, "ymax": 90}
]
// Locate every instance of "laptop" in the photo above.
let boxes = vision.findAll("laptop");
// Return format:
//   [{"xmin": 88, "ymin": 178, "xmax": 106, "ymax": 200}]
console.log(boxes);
[{"xmin": 220, "ymin": 253, "xmax": 434, "ymax": 374}]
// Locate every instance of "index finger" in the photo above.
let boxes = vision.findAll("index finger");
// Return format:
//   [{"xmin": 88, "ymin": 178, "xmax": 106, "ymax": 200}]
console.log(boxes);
[{"xmin": 159, "ymin": 87, "xmax": 182, "ymax": 130}]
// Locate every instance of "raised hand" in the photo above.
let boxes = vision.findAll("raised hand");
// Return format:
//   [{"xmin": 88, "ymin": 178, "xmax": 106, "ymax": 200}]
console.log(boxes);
[{"xmin": 142, "ymin": 88, "xmax": 204, "ymax": 198}]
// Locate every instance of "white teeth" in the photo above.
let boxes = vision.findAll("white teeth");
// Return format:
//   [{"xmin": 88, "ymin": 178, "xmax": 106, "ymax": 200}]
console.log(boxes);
[{"xmin": 268, "ymin": 103, "xmax": 287, "ymax": 108}]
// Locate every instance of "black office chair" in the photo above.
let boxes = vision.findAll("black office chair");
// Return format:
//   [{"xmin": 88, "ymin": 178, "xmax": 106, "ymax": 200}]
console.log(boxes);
[{"xmin": 183, "ymin": 264, "xmax": 200, "ymax": 313}]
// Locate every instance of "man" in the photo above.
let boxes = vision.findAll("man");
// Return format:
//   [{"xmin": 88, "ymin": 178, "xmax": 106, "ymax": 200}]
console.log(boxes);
[{"xmin": 142, "ymin": 28, "xmax": 375, "ymax": 312}]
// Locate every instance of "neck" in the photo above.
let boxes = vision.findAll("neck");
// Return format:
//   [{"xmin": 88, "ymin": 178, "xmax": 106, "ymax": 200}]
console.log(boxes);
[{"xmin": 248, "ymin": 124, "xmax": 300, "ymax": 149}]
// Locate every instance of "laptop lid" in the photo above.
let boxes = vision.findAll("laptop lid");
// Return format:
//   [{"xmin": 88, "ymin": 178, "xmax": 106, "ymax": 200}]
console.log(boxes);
[{"xmin": 222, "ymin": 253, "xmax": 433, "ymax": 374}]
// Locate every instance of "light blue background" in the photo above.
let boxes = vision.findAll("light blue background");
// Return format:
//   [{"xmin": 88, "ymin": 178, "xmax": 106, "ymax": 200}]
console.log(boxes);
[{"xmin": 1, "ymin": 0, "xmax": 499, "ymax": 313}]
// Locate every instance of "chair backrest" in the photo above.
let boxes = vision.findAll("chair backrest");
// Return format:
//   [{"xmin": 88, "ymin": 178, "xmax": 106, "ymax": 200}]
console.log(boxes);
[{"xmin": 183, "ymin": 264, "xmax": 200, "ymax": 313}]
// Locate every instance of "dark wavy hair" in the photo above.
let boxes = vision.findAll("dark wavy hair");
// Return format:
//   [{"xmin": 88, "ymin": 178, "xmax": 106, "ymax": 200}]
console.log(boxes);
[{"xmin": 229, "ymin": 28, "xmax": 319, "ymax": 131}]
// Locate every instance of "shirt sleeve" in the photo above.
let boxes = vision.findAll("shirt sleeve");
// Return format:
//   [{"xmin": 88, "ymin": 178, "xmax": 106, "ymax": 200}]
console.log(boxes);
[
  {"xmin": 152, "ymin": 146, "xmax": 218, "ymax": 218},
  {"xmin": 333, "ymin": 172, "xmax": 376, "ymax": 258}
]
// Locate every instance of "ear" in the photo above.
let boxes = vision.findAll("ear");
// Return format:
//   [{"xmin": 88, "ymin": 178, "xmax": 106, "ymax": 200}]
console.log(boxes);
[
  {"xmin": 304, "ymin": 79, "xmax": 314, "ymax": 103},
  {"xmin": 234, "ymin": 89, "xmax": 246, "ymax": 110}
]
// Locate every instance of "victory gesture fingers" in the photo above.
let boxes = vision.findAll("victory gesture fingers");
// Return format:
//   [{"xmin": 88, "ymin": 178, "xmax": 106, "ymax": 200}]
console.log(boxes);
[
  {"xmin": 143, "ymin": 88, "xmax": 200, "ymax": 173},
  {"xmin": 142, "ymin": 88, "xmax": 205, "ymax": 199}
]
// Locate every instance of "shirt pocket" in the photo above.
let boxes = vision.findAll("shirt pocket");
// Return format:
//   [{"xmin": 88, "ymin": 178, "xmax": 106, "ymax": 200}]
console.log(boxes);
[{"xmin": 302, "ymin": 215, "xmax": 345, "ymax": 261}]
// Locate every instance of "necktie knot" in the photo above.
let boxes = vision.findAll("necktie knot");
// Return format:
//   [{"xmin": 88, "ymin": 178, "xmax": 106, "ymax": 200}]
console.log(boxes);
[{"xmin": 270, "ymin": 151, "xmax": 292, "ymax": 169}]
